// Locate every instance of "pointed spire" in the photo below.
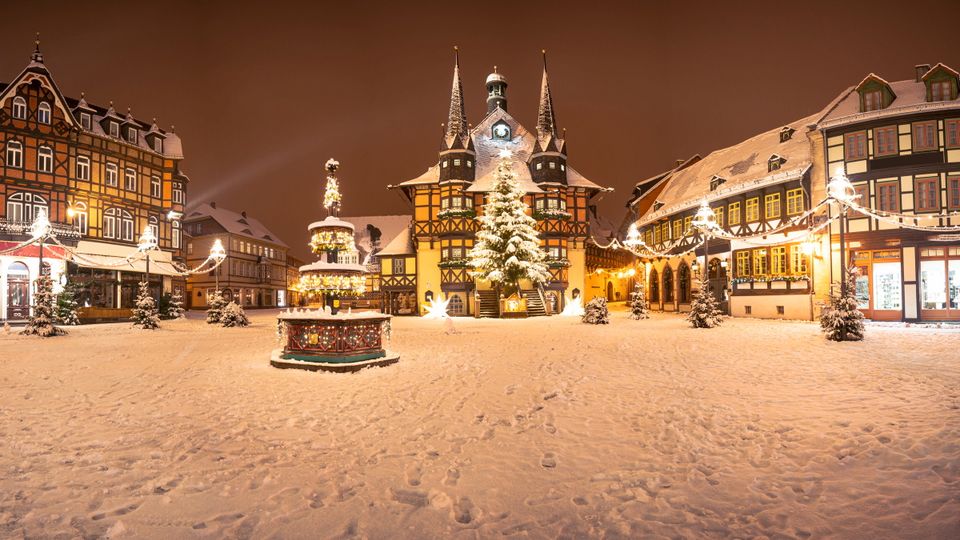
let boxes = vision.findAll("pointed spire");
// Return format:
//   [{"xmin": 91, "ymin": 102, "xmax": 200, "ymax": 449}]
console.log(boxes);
[
  {"xmin": 31, "ymin": 32, "xmax": 44, "ymax": 63},
  {"xmin": 536, "ymin": 49, "xmax": 558, "ymax": 142},
  {"xmin": 445, "ymin": 46, "xmax": 468, "ymax": 142}
]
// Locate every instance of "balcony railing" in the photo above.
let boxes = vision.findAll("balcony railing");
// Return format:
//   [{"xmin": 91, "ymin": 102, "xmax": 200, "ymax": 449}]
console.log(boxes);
[{"xmin": 0, "ymin": 219, "xmax": 82, "ymax": 239}]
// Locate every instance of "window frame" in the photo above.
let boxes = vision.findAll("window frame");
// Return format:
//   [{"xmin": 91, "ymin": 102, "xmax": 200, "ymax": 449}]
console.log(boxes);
[
  {"xmin": 912, "ymin": 121, "xmax": 938, "ymax": 152},
  {"xmin": 770, "ymin": 246, "xmax": 787, "ymax": 275},
  {"xmin": 37, "ymin": 146, "xmax": 54, "ymax": 173},
  {"xmin": 11, "ymin": 96, "xmax": 27, "ymax": 119},
  {"xmin": 745, "ymin": 197, "xmax": 760, "ymax": 222},
  {"xmin": 764, "ymin": 193, "xmax": 781, "ymax": 220},
  {"xmin": 37, "ymin": 102, "xmax": 51, "ymax": 124},
  {"xmin": 105, "ymin": 163, "xmax": 119, "ymax": 187},
  {"xmin": 73, "ymin": 201, "xmax": 88, "ymax": 235},
  {"xmin": 735, "ymin": 250, "xmax": 750, "ymax": 278},
  {"xmin": 948, "ymin": 175, "xmax": 960, "ymax": 211},
  {"xmin": 874, "ymin": 125, "xmax": 899, "ymax": 157},
  {"xmin": 863, "ymin": 90, "xmax": 882, "ymax": 112},
  {"xmin": 150, "ymin": 175, "xmax": 161, "ymax": 198},
  {"xmin": 946, "ymin": 119, "xmax": 960, "ymax": 149},
  {"xmin": 124, "ymin": 168, "xmax": 138, "ymax": 191},
  {"xmin": 752, "ymin": 248, "xmax": 768, "ymax": 276},
  {"xmin": 877, "ymin": 180, "xmax": 900, "ymax": 212},
  {"xmin": 914, "ymin": 177, "xmax": 940, "ymax": 213},
  {"xmin": 786, "ymin": 188, "xmax": 804, "ymax": 215},
  {"xmin": 79, "ymin": 112, "xmax": 91, "ymax": 130},
  {"xmin": 5, "ymin": 140, "xmax": 23, "ymax": 168},
  {"xmin": 728, "ymin": 201, "xmax": 741, "ymax": 226},
  {"xmin": 76, "ymin": 155, "xmax": 91, "ymax": 180},
  {"xmin": 845, "ymin": 131, "xmax": 867, "ymax": 160}
]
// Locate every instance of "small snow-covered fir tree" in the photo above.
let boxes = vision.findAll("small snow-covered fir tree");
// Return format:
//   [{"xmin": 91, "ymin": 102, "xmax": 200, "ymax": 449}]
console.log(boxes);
[
  {"xmin": 628, "ymin": 280, "xmax": 649, "ymax": 320},
  {"xmin": 166, "ymin": 290, "xmax": 186, "ymax": 319},
  {"xmin": 468, "ymin": 152, "xmax": 550, "ymax": 296},
  {"xmin": 22, "ymin": 276, "xmax": 66, "ymax": 337},
  {"xmin": 55, "ymin": 281, "xmax": 81, "ymax": 326},
  {"xmin": 820, "ymin": 266, "xmax": 865, "ymax": 342},
  {"xmin": 220, "ymin": 301, "xmax": 250, "ymax": 327},
  {"xmin": 206, "ymin": 290, "xmax": 227, "ymax": 324},
  {"xmin": 687, "ymin": 277, "xmax": 723, "ymax": 328},
  {"xmin": 582, "ymin": 297, "xmax": 610, "ymax": 324},
  {"xmin": 131, "ymin": 281, "xmax": 160, "ymax": 329}
]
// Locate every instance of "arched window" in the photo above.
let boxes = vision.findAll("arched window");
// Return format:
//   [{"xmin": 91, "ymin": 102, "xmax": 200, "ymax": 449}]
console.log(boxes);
[
  {"xmin": 649, "ymin": 268, "xmax": 659, "ymax": 302},
  {"xmin": 5, "ymin": 140, "xmax": 23, "ymax": 168},
  {"xmin": 124, "ymin": 168, "xmax": 137, "ymax": 191},
  {"xmin": 72, "ymin": 201, "xmax": 88, "ymax": 235},
  {"xmin": 103, "ymin": 208, "xmax": 133, "ymax": 240},
  {"xmin": 105, "ymin": 163, "xmax": 119, "ymax": 187},
  {"xmin": 663, "ymin": 266, "xmax": 675, "ymax": 303},
  {"xmin": 172, "ymin": 220, "xmax": 181, "ymax": 249},
  {"xmin": 37, "ymin": 146, "xmax": 53, "ymax": 173},
  {"xmin": 678, "ymin": 263, "xmax": 691, "ymax": 304},
  {"xmin": 37, "ymin": 102, "xmax": 51, "ymax": 124},
  {"xmin": 12, "ymin": 97, "xmax": 26, "ymax": 119},
  {"xmin": 5, "ymin": 192, "xmax": 47, "ymax": 224},
  {"xmin": 449, "ymin": 295, "xmax": 465, "ymax": 315},
  {"xmin": 148, "ymin": 215, "xmax": 159, "ymax": 241},
  {"xmin": 76, "ymin": 155, "xmax": 91, "ymax": 180}
]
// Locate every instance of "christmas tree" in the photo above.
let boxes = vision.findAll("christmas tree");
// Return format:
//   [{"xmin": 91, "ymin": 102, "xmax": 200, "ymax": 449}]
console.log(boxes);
[
  {"xmin": 628, "ymin": 280, "xmax": 649, "ymax": 320},
  {"xmin": 206, "ymin": 290, "xmax": 227, "ymax": 324},
  {"xmin": 582, "ymin": 297, "xmax": 610, "ymax": 324},
  {"xmin": 687, "ymin": 277, "xmax": 723, "ymax": 328},
  {"xmin": 131, "ymin": 281, "xmax": 160, "ymax": 329},
  {"xmin": 468, "ymin": 151, "xmax": 550, "ymax": 297},
  {"xmin": 820, "ymin": 266, "xmax": 865, "ymax": 342},
  {"xmin": 22, "ymin": 275, "xmax": 66, "ymax": 337},
  {"xmin": 220, "ymin": 301, "xmax": 250, "ymax": 327},
  {"xmin": 55, "ymin": 281, "xmax": 81, "ymax": 326},
  {"xmin": 166, "ymin": 289, "xmax": 186, "ymax": 319}
]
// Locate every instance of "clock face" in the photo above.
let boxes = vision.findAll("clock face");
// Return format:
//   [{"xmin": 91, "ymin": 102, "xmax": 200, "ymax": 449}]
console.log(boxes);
[{"xmin": 493, "ymin": 124, "xmax": 510, "ymax": 140}]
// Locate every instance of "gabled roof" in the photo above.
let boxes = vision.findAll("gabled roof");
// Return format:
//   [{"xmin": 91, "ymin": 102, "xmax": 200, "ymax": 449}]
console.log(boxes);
[
  {"xmin": 184, "ymin": 202, "xmax": 289, "ymax": 248},
  {"xmin": 921, "ymin": 62, "xmax": 959, "ymax": 81},
  {"xmin": 0, "ymin": 54, "xmax": 77, "ymax": 131},
  {"xmin": 855, "ymin": 72, "xmax": 895, "ymax": 97},
  {"xmin": 376, "ymin": 225, "xmax": 415, "ymax": 256},
  {"xmin": 339, "ymin": 215, "xmax": 412, "ymax": 260}
]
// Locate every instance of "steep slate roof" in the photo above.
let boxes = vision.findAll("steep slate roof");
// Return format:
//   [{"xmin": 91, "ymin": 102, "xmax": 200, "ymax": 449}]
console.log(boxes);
[
  {"xmin": 376, "ymin": 225, "xmax": 416, "ymax": 256},
  {"xmin": 185, "ymin": 202, "xmax": 289, "ymax": 248},
  {"xmin": 339, "ymin": 215, "xmax": 412, "ymax": 261}
]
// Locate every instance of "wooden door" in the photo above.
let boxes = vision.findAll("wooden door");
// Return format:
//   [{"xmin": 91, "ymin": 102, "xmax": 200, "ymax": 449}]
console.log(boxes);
[{"xmin": 6, "ymin": 262, "xmax": 30, "ymax": 320}]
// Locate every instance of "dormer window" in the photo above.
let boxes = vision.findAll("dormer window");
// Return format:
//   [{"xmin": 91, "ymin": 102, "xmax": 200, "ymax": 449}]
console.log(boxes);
[
  {"xmin": 466, "ymin": 160, "xmax": 472, "ymax": 168},
  {"xmin": 109, "ymin": 122, "xmax": 119, "ymax": 137},
  {"xmin": 442, "ymin": 160, "xmax": 448, "ymax": 168},
  {"xmin": 931, "ymin": 80, "xmax": 952, "ymax": 101},
  {"xmin": 767, "ymin": 155, "xmax": 786, "ymax": 172},
  {"xmin": 863, "ymin": 90, "xmax": 882, "ymax": 111},
  {"xmin": 779, "ymin": 127, "xmax": 795, "ymax": 143},
  {"xmin": 922, "ymin": 63, "xmax": 959, "ymax": 102},
  {"xmin": 152, "ymin": 138, "xmax": 162, "ymax": 153},
  {"xmin": 491, "ymin": 120, "xmax": 511, "ymax": 140},
  {"xmin": 37, "ymin": 102, "xmax": 51, "ymax": 124},
  {"xmin": 709, "ymin": 175, "xmax": 726, "ymax": 191},
  {"xmin": 453, "ymin": 159, "xmax": 461, "ymax": 166},
  {"xmin": 12, "ymin": 97, "xmax": 26, "ymax": 119},
  {"xmin": 653, "ymin": 201, "xmax": 665, "ymax": 211},
  {"xmin": 127, "ymin": 127, "xmax": 138, "ymax": 144},
  {"xmin": 536, "ymin": 162, "xmax": 543, "ymax": 170},
  {"xmin": 548, "ymin": 161, "xmax": 556, "ymax": 169},
  {"xmin": 79, "ymin": 112, "xmax": 91, "ymax": 130}
]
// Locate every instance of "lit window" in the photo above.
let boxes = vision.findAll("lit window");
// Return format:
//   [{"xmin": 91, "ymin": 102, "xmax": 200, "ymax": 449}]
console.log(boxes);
[
  {"xmin": 5, "ymin": 141, "xmax": 23, "ymax": 168},
  {"xmin": 684, "ymin": 216, "xmax": 692, "ymax": 233},
  {"xmin": 845, "ymin": 131, "xmax": 867, "ymax": 160},
  {"xmin": 80, "ymin": 112, "xmax": 91, "ymax": 130},
  {"xmin": 37, "ymin": 102, "xmax": 51, "ymax": 124},
  {"xmin": 915, "ymin": 177, "xmax": 940, "ymax": 212},
  {"xmin": 771, "ymin": 246, "xmax": 787, "ymax": 275},
  {"xmin": 549, "ymin": 161, "xmax": 556, "ymax": 169},
  {"xmin": 728, "ymin": 202, "xmax": 741, "ymax": 225},
  {"xmin": 442, "ymin": 160, "xmax": 448, "ymax": 168},
  {"xmin": 72, "ymin": 201, "xmax": 88, "ymax": 235},
  {"xmin": 12, "ymin": 97, "xmax": 26, "ymax": 119},
  {"xmin": 735, "ymin": 251, "xmax": 750, "ymax": 277},
  {"xmin": 150, "ymin": 175, "xmax": 161, "ymax": 198},
  {"xmin": 466, "ymin": 160, "xmax": 472, "ymax": 168},
  {"xmin": 76, "ymin": 156, "xmax": 91, "ymax": 180},
  {"xmin": 148, "ymin": 216, "xmax": 159, "ymax": 240},
  {"xmin": 764, "ymin": 193, "xmax": 781, "ymax": 219},
  {"xmin": 790, "ymin": 245, "xmax": 808, "ymax": 274},
  {"xmin": 37, "ymin": 146, "xmax": 54, "ymax": 173},
  {"xmin": 105, "ymin": 163, "xmax": 119, "ymax": 187},
  {"xmin": 672, "ymin": 220, "xmax": 682, "ymax": 240},
  {"xmin": 714, "ymin": 206, "xmax": 724, "ymax": 228},
  {"xmin": 124, "ymin": 168, "xmax": 137, "ymax": 191},
  {"xmin": 752, "ymin": 248, "xmax": 768, "ymax": 275},
  {"xmin": 172, "ymin": 220, "xmax": 181, "ymax": 249},
  {"xmin": 786, "ymin": 188, "xmax": 804, "ymax": 215},
  {"xmin": 913, "ymin": 121, "xmax": 937, "ymax": 151},
  {"xmin": 745, "ymin": 198, "xmax": 760, "ymax": 222},
  {"xmin": 536, "ymin": 162, "xmax": 543, "ymax": 170},
  {"xmin": 5, "ymin": 192, "xmax": 48, "ymax": 224}
]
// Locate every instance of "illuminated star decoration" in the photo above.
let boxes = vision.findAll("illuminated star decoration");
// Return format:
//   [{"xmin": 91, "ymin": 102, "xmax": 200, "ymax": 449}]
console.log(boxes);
[
  {"xmin": 498, "ymin": 149, "xmax": 512, "ymax": 159},
  {"xmin": 423, "ymin": 296, "xmax": 451, "ymax": 319},
  {"xmin": 560, "ymin": 296, "xmax": 585, "ymax": 317}
]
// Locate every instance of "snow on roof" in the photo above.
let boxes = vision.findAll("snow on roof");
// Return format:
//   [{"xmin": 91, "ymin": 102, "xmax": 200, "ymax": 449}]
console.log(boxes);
[
  {"xmin": 637, "ymin": 109, "xmax": 826, "ymax": 225},
  {"xmin": 186, "ymin": 202, "xmax": 289, "ymax": 248},
  {"xmin": 820, "ymin": 72, "xmax": 960, "ymax": 128},
  {"xmin": 376, "ymin": 225, "xmax": 416, "ymax": 257},
  {"xmin": 339, "ymin": 215, "xmax": 412, "ymax": 259},
  {"xmin": 307, "ymin": 216, "xmax": 356, "ymax": 232}
]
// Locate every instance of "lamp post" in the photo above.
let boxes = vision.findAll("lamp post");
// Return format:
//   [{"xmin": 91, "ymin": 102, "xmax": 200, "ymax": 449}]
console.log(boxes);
[
  {"xmin": 138, "ymin": 226, "xmax": 158, "ymax": 302},
  {"xmin": 210, "ymin": 238, "xmax": 226, "ymax": 293},
  {"xmin": 827, "ymin": 166, "xmax": 855, "ymax": 297},
  {"xmin": 30, "ymin": 208, "xmax": 52, "ymax": 279},
  {"xmin": 692, "ymin": 201, "xmax": 717, "ymax": 297}
]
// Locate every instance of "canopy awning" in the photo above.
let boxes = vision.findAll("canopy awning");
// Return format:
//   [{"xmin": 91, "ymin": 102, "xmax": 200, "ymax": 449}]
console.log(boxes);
[{"xmin": 68, "ymin": 240, "xmax": 183, "ymax": 277}]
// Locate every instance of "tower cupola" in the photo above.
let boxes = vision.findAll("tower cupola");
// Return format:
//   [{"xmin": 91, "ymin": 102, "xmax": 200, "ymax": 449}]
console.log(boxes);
[
  {"xmin": 529, "ymin": 51, "xmax": 567, "ymax": 185},
  {"xmin": 485, "ymin": 67, "xmax": 508, "ymax": 113}
]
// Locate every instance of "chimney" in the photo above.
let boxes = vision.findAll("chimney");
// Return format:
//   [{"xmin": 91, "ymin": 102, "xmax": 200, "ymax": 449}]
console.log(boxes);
[
  {"xmin": 915, "ymin": 64, "xmax": 931, "ymax": 82},
  {"xmin": 675, "ymin": 159, "xmax": 684, "ymax": 167},
  {"xmin": 210, "ymin": 201, "xmax": 216, "ymax": 208},
  {"xmin": 241, "ymin": 211, "xmax": 247, "ymax": 218}
]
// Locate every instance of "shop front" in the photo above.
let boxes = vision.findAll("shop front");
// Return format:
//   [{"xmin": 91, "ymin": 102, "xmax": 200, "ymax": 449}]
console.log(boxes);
[
  {"xmin": 918, "ymin": 246, "xmax": 960, "ymax": 321},
  {"xmin": 851, "ymin": 249, "xmax": 903, "ymax": 321}
]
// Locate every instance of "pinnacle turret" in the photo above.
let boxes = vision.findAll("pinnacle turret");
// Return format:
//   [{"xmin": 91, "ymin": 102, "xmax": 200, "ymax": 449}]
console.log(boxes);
[
  {"xmin": 445, "ymin": 46, "xmax": 469, "ymax": 145},
  {"xmin": 536, "ymin": 50, "xmax": 558, "ymax": 143}
]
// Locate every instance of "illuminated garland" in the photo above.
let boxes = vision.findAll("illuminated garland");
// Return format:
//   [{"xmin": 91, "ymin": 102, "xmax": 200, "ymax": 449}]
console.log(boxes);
[
  {"xmin": 843, "ymin": 199, "xmax": 960, "ymax": 232},
  {"xmin": 297, "ymin": 272, "xmax": 366, "ymax": 295},
  {"xmin": 309, "ymin": 229, "xmax": 355, "ymax": 254},
  {"xmin": 732, "ymin": 275, "xmax": 810, "ymax": 284}
]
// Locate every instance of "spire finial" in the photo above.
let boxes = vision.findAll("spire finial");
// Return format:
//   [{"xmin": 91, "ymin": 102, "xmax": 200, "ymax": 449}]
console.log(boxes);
[
  {"xmin": 542, "ymin": 49, "xmax": 547, "ymax": 70},
  {"xmin": 536, "ymin": 51, "xmax": 558, "ymax": 141},
  {"xmin": 31, "ymin": 32, "xmax": 44, "ymax": 63},
  {"xmin": 494, "ymin": 65, "xmax": 498, "ymax": 74},
  {"xmin": 444, "ymin": 48, "xmax": 468, "ymax": 142},
  {"xmin": 454, "ymin": 45, "xmax": 459, "ymax": 67}
]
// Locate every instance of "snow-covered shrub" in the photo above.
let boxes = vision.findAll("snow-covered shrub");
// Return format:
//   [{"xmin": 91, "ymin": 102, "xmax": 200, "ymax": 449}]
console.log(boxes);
[
  {"xmin": 220, "ymin": 302, "xmax": 250, "ymax": 327},
  {"xmin": 206, "ymin": 290, "xmax": 227, "ymax": 324},
  {"xmin": 820, "ymin": 267, "xmax": 864, "ymax": 342},
  {"xmin": 687, "ymin": 277, "xmax": 723, "ymax": 328},
  {"xmin": 22, "ymin": 276, "xmax": 67, "ymax": 337},
  {"xmin": 628, "ymin": 281, "xmax": 649, "ymax": 320},
  {"xmin": 55, "ymin": 281, "xmax": 81, "ymax": 326},
  {"xmin": 582, "ymin": 297, "xmax": 610, "ymax": 324},
  {"xmin": 131, "ymin": 281, "xmax": 160, "ymax": 330},
  {"xmin": 166, "ymin": 290, "xmax": 186, "ymax": 320}
]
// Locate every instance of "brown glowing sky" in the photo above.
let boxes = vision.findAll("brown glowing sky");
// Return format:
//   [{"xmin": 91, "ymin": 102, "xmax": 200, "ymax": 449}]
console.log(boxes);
[{"xmin": 3, "ymin": 1, "xmax": 959, "ymax": 258}]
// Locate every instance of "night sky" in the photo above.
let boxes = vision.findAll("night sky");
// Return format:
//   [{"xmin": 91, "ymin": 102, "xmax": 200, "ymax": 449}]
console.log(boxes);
[{"xmin": 2, "ymin": 0, "xmax": 959, "ymax": 258}]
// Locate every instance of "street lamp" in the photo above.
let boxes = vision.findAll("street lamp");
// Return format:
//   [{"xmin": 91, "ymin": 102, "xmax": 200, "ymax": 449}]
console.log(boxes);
[
  {"xmin": 827, "ymin": 166, "xmax": 855, "ymax": 296},
  {"xmin": 30, "ymin": 208, "xmax": 52, "ymax": 274},
  {"xmin": 138, "ymin": 226, "xmax": 158, "ymax": 302},
  {"xmin": 691, "ymin": 201, "xmax": 717, "ymax": 288},
  {"xmin": 209, "ymin": 238, "xmax": 226, "ymax": 293}
]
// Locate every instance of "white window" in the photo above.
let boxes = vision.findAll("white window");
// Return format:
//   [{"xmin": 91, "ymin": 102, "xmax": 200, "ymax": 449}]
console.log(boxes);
[
  {"xmin": 103, "ymin": 208, "xmax": 134, "ymax": 241},
  {"xmin": 153, "ymin": 138, "xmax": 162, "ymax": 153},
  {"xmin": 560, "ymin": 164, "xmax": 565, "ymax": 171},
  {"xmin": 72, "ymin": 201, "xmax": 88, "ymax": 235},
  {"xmin": 109, "ymin": 122, "xmax": 119, "ymax": 137},
  {"xmin": 172, "ymin": 220, "xmax": 181, "ymax": 249},
  {"xmin": 5, "ymin": 140, "xmax": 23, "ymax": 168},
  {"xmin": 37, "ymin": 146, "xmax": 53, "ymax": 172},
  {"xmin": 467, "ymin": 160, "xmax": 472, "ymax": 168},
  {"xmin": 76, "ymin": 156, "xmax": 90, "ymax": 180},
  {"xmin": 172, "ymin": 183, "xmax": 183, "ymax": 204},
  {"xmin": 124, "ymin": 168, "xmax": 137, "ymax": 191},
  {"xmin": 79, "ymin": 112, "xmax": 91, "ymax": 130},
  {"xmin": 148, "ymin": 215, "xmax": 159, "ymax": 240},
  {"xmin": 150, "ymin": 175, "xmax": 161, "ymax": 198},
  {"xmin": 37, "ymin": 102, "xmax": 51, "ymax": 124},
  {"xmin": 187, "ymin": 242, "xmax": 193, "ymax": 255},
  {"xmin": 549, "ymin": 161, "xmax": 556, "ymax": 169},
  {"xmin": 536, "ymin": 162, "xmax": 543, "ymax": 170},
  {"xmin": 120, "ymin": 211, "xmax": 134, "ymax": 241},
  {"xmin": 12, "ymin": 97, "xmax": 26, "ymax": 119},
  {"xmin": 126, "ymin": 127, "xmax": 138, "ymax": 144},
  {"xmin": 103, "ymin": 208, "xmax": 118, "ymax": 239},
  {"xmin": 5, "ymin": 192, "xmax": 47, "ymax": 224},
  {"xmin": 442, "ymin": 160, "xmax": 448, "ymax": 168},
  {"xmin": 453, "ymin": 159, "xmax": 461, "ymax": 166},
  {"xmin": 105, "ymin": 163, "xmax": 118, "ymax": 186}
]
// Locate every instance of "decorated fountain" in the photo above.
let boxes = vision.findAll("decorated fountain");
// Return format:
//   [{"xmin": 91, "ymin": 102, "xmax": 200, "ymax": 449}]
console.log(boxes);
[{"xmin": 271, "ymin": 159, "xmax": 399, "ymax": 372}]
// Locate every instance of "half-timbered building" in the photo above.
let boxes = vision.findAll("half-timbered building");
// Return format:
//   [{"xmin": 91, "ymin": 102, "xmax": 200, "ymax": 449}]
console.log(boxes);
[
  {"xmin": 0, "ymin": 41, "xmax": 187, "ymax": 322},
  {"xmin": 389, "ymin": 52, "xmax": 614, "ymax": 316}
]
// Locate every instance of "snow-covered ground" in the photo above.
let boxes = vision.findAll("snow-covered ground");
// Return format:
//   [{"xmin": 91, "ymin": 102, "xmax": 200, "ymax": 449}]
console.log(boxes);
[{"xmin": 1, "ymin": 310, "xmax": 958, "ymax": 539}]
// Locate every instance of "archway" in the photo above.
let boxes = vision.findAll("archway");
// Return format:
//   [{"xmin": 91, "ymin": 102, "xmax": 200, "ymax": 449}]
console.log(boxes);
[
  {"xmin": 678, "ymin": 263, "xmax": 691, "ymax": 304},
  {"xmin": 606, "ymin": 281, "xmax": 614, "ymax": 301},
  {"xmin": 649, "ymin": 268, "xmax": 659, "ymax": 303},
  {"xmin": 6, "ymin": 262, "xmax": 30, "ymax": 320},
  {"xmin": 663, "ymin": 266, "xmax": 675, "ymax": 304},
  {"xmin": 708, "ymin": 258, "xmax": 728, "ymax": 311}
]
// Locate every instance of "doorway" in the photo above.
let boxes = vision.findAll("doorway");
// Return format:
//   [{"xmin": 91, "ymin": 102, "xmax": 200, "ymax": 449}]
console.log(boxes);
[{"xmin": 6, "ymin": 262, "xmax": 30, "ymax": 320}]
